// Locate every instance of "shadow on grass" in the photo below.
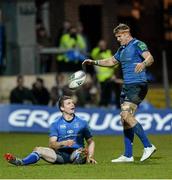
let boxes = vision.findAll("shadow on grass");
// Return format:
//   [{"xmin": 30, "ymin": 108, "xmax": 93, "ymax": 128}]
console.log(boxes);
[{"xmin": 133, "ymin": 156, "xmax": 162, "ymax": 165}]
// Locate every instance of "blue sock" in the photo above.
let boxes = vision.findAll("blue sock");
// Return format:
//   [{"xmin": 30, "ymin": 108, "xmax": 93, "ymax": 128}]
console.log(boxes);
[
  {"xmin": 133, "ymin": 122, "xmax": 151, "ymax": 148},
  {"xmin": 22, "ymin": 152, "xmax": 40, "ymax": 165},
  {"xmin": 124, "ymin": 128, "xmax": 134, "ymax": 157}
]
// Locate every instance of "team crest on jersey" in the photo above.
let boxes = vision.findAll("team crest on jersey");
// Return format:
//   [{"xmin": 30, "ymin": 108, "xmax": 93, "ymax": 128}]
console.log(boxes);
[
  {"xmin": 138, "ymin": 42, "xmax": 147, "ymax": 51},
  {"xmin": 60, "ymin": 124, "xmax": 66, "ymax": 129}
]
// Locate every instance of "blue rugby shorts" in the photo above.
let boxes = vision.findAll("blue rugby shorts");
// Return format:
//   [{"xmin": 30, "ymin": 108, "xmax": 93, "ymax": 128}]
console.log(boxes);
[{"xmin": 120, "ymin": 83, "xmax": 148, "ymax": 105}]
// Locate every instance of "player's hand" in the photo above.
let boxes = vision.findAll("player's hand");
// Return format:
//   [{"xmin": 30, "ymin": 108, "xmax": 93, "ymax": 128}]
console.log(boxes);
[
  {"xmin": 82, "ymin": 59, "xmax": 94, "ymax": 65},
  {"xmin": 87, "ymin": 156, "xmax": 97, "ymax": 164},
  {"xmin": 135, "ymin": 62, "xmax": 145, "ymax": 73},
  {"xmin": 64, "ymin": 140, "xmax": 75, "ymax": 147}
]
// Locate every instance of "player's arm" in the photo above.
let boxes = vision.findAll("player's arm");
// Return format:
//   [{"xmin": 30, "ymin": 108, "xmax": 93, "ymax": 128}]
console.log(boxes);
[
  {"xmin": 86, "ymin": 138, "xmax": 97, "ymax": 164},
  {"xmin": 135, "ymin": 51, "xmax": 154, "ymax": 73},
  {"xmin": 142, "ymin": 51, "xmax": 154, "ymax": 67},
  {"xmin": 82, "ymin": 56, "xmax": 119, "ymax": 67},
  {"xmin": 49, "ymin": 136, "xmax": 75, "ymax": 151}
]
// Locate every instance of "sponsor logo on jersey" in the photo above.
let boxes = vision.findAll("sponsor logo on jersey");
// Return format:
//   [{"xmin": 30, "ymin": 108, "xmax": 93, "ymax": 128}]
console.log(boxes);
[{"xmin": 67, "ymin": 129, "xmax": 74, "ymax": 134}]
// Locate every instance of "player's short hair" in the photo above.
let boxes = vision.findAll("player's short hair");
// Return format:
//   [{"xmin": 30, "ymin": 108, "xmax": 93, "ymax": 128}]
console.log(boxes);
[
  {"xmin": 113, "ymin": 23, "xmax": 130, "ymax": 35},
  {"xmin": 57, "ymin": 95, "xmax": 72, "ymax": 112},
  {"xmin": 17, "ymin": 74, "xmax": 23, "ymax": 83}
]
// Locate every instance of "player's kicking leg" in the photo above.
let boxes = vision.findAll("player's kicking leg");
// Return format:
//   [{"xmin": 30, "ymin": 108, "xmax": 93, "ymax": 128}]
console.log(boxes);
[
  {"xmin": 111, "ymin": 102, "xmax": 156, "ymax": 162},
  {"xmin": 126, "ymin": 102, "xmax": 156, "ymax": 161}
]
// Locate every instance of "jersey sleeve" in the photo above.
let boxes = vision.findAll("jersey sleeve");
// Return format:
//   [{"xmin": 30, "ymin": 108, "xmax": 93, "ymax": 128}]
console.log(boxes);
[
  {"xmin": 136, "ymin": 41, "xmax": 149, "ymax": 55},
  {"xmin": 83, "ymin": 123, "xmax": 93, "ymax": 140},
  {"xmin": 114, "ymin": 48, "xmax": 120, "ymax": 62},
  {"xmin": 49, "ymin": 122, "xmax": 58, "ymax": 137}
]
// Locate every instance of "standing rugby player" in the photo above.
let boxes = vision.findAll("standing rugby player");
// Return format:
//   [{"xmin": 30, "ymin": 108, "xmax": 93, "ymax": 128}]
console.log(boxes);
[{"xmin": 82, "ymin": 23, "xmax": 156, "ymax": 162}]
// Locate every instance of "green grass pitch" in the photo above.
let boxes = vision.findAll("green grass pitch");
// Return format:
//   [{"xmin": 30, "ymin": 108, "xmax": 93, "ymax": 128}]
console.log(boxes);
[{"xmin": 0, "ymin": 133, "xmax": 172, "ymax": 179}]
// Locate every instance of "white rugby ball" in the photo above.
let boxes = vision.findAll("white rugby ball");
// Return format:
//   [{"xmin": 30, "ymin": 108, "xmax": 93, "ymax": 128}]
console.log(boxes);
[{"xmin": 68, "ymin": 70, "xmax": 86, "ymax": 89}]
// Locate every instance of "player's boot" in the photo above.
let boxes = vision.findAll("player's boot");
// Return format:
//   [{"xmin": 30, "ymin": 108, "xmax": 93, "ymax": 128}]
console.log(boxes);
[
  {"xmin": 140, "ymin": 144, "xmax": 156, "ymax": 162},
  {"xmin": 4, "ymin": 153, "xmax": 23, "ymax": 166},
  {"xmin": 111, "ymin": 155, "xmax": 134, "ymax": 163},
  {"xmin": 71, "ymin": 148, "xmax": 87, "ymax": 164}
]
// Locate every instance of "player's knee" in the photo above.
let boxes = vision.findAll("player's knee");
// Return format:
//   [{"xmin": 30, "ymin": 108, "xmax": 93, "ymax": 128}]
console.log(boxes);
[
  {"xmin": 120, "ymin": 111, "xmax": 129, "ymax": 121},
  {"xmin": 33, "ymin": 146, "xmax": 42, "ymax": 153}
]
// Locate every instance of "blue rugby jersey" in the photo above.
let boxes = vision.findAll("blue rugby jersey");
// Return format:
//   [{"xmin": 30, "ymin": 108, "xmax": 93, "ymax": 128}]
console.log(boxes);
[
  {"xmin": 114, "ymin": 38, "xmax": 148, "ymax": 84},
  {"xmin": 49, "ymin": 115, "xmax": 92, "ymax": 149}
]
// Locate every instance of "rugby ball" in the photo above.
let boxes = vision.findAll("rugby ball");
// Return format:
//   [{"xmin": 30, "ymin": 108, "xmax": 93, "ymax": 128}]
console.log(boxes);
[{"xmin": 68, "ymin": 70, "xmax": 86, "ymax": 89}]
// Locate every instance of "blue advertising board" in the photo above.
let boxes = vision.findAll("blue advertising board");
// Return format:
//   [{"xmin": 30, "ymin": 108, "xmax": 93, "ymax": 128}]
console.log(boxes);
[{"xmin": 0, "ymin": 104, "xmax": 171, "ymax": 134}]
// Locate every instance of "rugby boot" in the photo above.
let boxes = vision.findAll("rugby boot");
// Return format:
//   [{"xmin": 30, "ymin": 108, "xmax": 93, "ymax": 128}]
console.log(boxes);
[
  {"xmin": 4, "ymin": 153, "xmax": 23, "ymax": 166},
  {"xmin": 140, "ymin": 144, "xmax": 156, "ymax": 162},
  {"xmin": 111, "ymin": 155, "xmax": 134, "ymax": 162}
]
